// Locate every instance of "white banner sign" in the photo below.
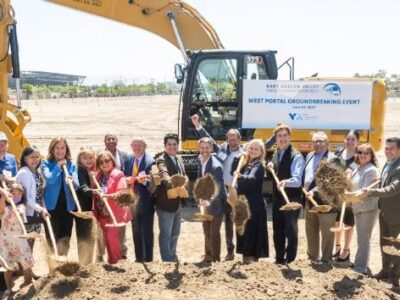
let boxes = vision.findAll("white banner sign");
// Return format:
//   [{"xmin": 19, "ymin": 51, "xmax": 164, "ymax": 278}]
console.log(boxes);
[{"xmin": 242, "ymin": 80, "xmax": 373, "ymax": 129}]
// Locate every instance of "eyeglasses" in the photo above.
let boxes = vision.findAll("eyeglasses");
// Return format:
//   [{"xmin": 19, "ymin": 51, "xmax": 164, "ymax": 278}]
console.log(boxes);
[
  {"xmin": 312, "ymin": 140, "xmax": 327, "ymax": 145},
  {"xmin": 99, "ymin": 159, "xmax": 112, "ymax": 165},
  {"xmin": 357, "ymin": 151, "xmax": 371, "ymax": 155}
]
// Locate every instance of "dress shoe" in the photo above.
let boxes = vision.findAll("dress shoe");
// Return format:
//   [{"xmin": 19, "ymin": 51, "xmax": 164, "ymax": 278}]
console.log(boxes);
[
  {"xmin": 372, "ymin": 270, "xmax": 390, "ymax": 280},
  {"xmin": 242, "ymin": 256, "xmax": 255, "ymax": 264},
  {"xmin": 274, "ymin": 259, "xmax": 287, "ymax": 265},
  {"xmin": 333, "ymin": 245, "xmax": 341, "ymax": 258},
  {"xmin": 225, "ymin": 252, "xmax": 234, "ymax": 261},
  {"xmin": 201, "ymin": 255, "xmax": 213, "ymax": 263},
  {"xmin": 336, "ymin": 249, "xmax": 350, "ymax": 262}
]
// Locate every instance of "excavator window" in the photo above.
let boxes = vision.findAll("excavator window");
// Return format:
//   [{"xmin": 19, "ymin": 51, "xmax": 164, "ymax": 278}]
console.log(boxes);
[
  {"xmin": 244, "ymin": 55, "xmax": 268, "ymax": 80},
  {"xmin": 190, "ymin": 58, "xmax": 238, "ymax": 138}
]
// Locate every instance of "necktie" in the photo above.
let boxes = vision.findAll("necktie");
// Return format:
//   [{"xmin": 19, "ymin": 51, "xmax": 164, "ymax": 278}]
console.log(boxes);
[
  {"xmin": 175, "ymin": 157, "xmax": 182, "ymax": 174},
  {"xmin": 133, "ymin": 158, "xmax": 139, "ymax": 176}
]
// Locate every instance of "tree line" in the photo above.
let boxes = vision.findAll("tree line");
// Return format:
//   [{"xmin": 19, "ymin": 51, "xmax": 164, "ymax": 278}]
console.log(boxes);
[
  {"xmin": 18, "ymin": 81, "xmax": 180, "ymax": 99},
  {"xmin": 13, "ymin": 70, "xmax": 400, "ymax": 99},
  {"xmin": 354, "ymin": 70, "xmax": 400, "ymax": 97}
]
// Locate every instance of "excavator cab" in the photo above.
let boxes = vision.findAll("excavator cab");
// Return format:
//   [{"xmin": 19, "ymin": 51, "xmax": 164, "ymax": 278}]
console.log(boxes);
[{"xmin": 179, "ymin": 50, "xmax": 278, "ymax": 150}]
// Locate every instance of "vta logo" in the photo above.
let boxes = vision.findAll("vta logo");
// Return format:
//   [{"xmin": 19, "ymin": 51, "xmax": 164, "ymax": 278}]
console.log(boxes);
[
  {"xmin": 323, "ymin": 83, "xmax": 341, "ymax": 96},
  {"xmin": 289, "ymin": 113, "xmax": 303, "ymax": 121}
]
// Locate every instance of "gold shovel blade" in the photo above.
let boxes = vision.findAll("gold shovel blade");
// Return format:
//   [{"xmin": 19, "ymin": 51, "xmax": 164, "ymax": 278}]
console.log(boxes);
[
  {"xmin": 17, "ymin": 232, "xmax": 41, "ymax": 240},
  {"xmin": 70, "ymin": 211, "xmax": 93, "ymax": 220},
  {"xmin": 382, "ymin": 246, "xmax": 400, "ymax": 256},
  {"xmin": 280, "ymin": 202, "xmax": 302, "ymax": 211},
  {"xmin": 330, "ymin": 226, "xmax": 351, "ymax": 233},
  {"xmin": 383, "ymin": 237, "xmax": 400, "ymax": 244},
  {"xmin": 105, "ymin": 222, "xmax": 126, "ymax": 228},
  {"xmin": 310, "ymin": 205, "xmax": 332, "ymax": 213},
  {"xmin": 193, "ymin": 213, "xmax": 214, "ymax": 222}
]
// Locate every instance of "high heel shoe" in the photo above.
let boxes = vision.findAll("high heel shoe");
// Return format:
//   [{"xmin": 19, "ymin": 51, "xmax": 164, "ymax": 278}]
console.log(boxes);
[
  {"xmin": 333, "ymin": 245, "xmax": 341, "ymax": 258},
  {"xmin": 336, "ymin": 249, "xmax": 350, "ymax": 262}
]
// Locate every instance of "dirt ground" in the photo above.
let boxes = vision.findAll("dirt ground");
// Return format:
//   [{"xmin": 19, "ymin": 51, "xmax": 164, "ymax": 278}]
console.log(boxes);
[{"xmin": 3, "ymin": 96, "xmax": 400, "ymax": 299}]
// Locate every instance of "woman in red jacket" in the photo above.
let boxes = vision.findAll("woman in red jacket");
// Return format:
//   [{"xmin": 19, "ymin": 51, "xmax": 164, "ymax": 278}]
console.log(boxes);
[{"xmin": 94, "ymin": 151, "xmax": 132, "ymax": 264}]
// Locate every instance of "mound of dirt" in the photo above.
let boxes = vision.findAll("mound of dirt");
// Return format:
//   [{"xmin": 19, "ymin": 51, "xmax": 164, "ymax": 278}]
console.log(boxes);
[{"xmin": 13, "ymin": 259, "xmax": 400, "ymax": 300}]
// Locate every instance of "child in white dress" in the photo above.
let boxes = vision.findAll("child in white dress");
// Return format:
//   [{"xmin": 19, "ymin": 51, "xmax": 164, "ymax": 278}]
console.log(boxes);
[{"xmin": 0, "ymin": 184, "xmax": 33, "ymax": 296}]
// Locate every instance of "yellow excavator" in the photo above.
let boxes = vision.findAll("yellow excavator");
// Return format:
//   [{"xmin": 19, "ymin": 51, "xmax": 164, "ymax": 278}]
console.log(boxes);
[{"xmin": 0, "ymin": 0, "xmax": 386, "ymax": 167}]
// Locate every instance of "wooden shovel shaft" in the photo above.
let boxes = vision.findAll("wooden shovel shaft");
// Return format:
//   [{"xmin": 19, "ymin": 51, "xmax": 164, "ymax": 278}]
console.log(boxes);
[
  {"xmin": 1, "ymin": 181, "xmax": 28, "ymax": 236},
  {"xmin": 91, "ymin": 174, "xmax": 119, "ymax": 225},
  {"xmin": 62, "ymin": 165, "xmax": 82, "ymax": 212},
  {"xmin": 338, "ymin": 201, "xmax": 346, "ymax": 229},
  {"xmin": 367, "ymin": 180, "xmax": 380, "ymax": 189},
  {"xmin": 301, "ymin": 187, "xmax": 319, "ymax": 207},
  {"xmin": 269, "ymin": 169, "xmax": 290, "ymax": 204},
  {"xmin": 231, "ymin": 154, "xmax": 248, "ymax": 188},
  {"xmin": 0, "ymin": 254, "xmax": 11, "ymax": 270},
  {"xmin": 44, "ymin": 215, "xmax": 60, "ymax": 257}
]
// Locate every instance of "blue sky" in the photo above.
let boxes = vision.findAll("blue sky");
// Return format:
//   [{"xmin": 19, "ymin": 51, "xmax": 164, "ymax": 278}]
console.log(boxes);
[{"xmin": 11, "ymin": 0, "xmax": 400, "ymax": 84}]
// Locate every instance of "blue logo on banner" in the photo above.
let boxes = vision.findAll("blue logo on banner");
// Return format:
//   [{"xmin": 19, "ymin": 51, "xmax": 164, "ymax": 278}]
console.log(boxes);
[
  {"xmin": 323, "ymin": 83, "xmax": 341, "ymax": 95},
  {"xmin": 289, "ymin": 113, "xmax": 296, "ymax": 120}
]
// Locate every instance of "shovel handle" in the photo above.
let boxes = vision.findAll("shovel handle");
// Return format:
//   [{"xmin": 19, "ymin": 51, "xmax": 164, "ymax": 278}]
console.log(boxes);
[
  {"xmin": 1, "ymin": 181, "xmax": 28, "ymax": 236},
  {"xmin": 338, "ymin": 201, "xmax": 347, "ymax": 229},
  {"xmin": 0, "ymin": 254, "xmax": 12, "ymax": 271},
  {"xmin": 44, "ymin": 215, "xmax": 60, "ymax": 257},
  {"xmin": 91, "ymin": 174, "xmax": 119, "ymax": 226},
  {"xmin": 62, "ymin": 165, "xmax": 82, "ymax": 212},
  {"xmin": 301, "ymin": 187, "xmax": 319, "ymax": 207},
  {"xmin": 367, "ymin": 180, "xmax": 380, "ymax": 189},
  {"xmin": 231, "ymin": 154, "xmax": 249, "ymax": 188},
  {"xmin": 269, "ymin": 169, "xmax": 290, "ymax": 204}
]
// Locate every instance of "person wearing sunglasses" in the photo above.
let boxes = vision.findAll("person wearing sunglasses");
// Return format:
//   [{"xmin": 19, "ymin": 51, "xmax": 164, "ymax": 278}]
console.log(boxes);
[
  {"xmin": 93, "ymin": 151, "xmax": 132, "ymax": 264},
  {"xmin": 349, "ymin": 143, "xmax": 379, "ymax": 275}
]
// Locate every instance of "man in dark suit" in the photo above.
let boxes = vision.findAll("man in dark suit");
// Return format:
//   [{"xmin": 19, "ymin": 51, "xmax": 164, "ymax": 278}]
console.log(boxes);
[
  {"xmin": 155, "ymin": 133, "xmax": 187, "ymax": 262},
  {"xmin": 191, "ymin": 114, "xmax": 243, "ymax": 261},
  {"xmin": 363, "ymin": 137, "xmax": 400, "ymax": 287},
  {"xmin": 197, "ymin": 137, "xmax": 227, "ymax": 262},
  {"xmin": 266, "ymin": 124, "xmax": 305, "ymax": 265},
  {"xmin": 103, "ymin": 133, "xmax": 128, "ymax": 259},
  {"xmin": 104, "ymin": 133, "xmax": 127, "ymax": 171},
  {"xmin": 124, "ymin": 138, "xmax": 155, "ymax": 262}
]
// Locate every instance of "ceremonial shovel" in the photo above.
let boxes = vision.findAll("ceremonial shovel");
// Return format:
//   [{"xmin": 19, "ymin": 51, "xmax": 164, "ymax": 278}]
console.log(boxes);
[
  {"xmin": 62, "ymin": 165, "xmax": 93, "ymax": 220},
  {"xmin": 43, "ymin": 213, "xmax": 80, "ymax": 274},
  {"xmin": 268, "ymin": 169, "xmax": 302, "ymax": 211},
  {"xmin": 1, "ymin": 181, "xmax": 40, "ymax": 240},
  {"xmin": 91, "ymin": 174, "xmax": 126, "ymax": 227},
  {"xmin": 193, "ymin": 174, "xmax": 215, "ymax": 222},
  {"xmin": 341, "ymin": 180, "xmax": 380, "ymax": 203},
  {"xmin": 227, "ymin": 154, "xmax": 251, "ymax": 235},
  {"xmin": 301, "ymin": 187, "xmax": 332, "ymax": 213},
  {"xmin": 330, "ymin": 180, "xmax": 380, "ymax": 233}
]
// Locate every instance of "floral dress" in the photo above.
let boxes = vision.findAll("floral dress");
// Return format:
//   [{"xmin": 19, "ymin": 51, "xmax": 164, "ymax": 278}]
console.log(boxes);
[{"xmin": 0, "ymin": 206, "xmax": 34, "ymax": 270}]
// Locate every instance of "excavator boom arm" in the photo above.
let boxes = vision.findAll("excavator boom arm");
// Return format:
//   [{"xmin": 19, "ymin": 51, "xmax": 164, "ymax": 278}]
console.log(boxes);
[{"xmin": 46, "ymin": 0, "xmax": 224, "ymax": 51}]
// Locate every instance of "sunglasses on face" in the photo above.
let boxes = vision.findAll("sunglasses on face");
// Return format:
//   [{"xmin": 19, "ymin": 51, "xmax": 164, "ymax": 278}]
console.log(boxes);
[
  {"xmin": 99, "ymin": 159, "xmax": 112, "ymax": 165},
  {"xmin": 357, "ymin": 151, "xmax": 371, "ymax": 155}
]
